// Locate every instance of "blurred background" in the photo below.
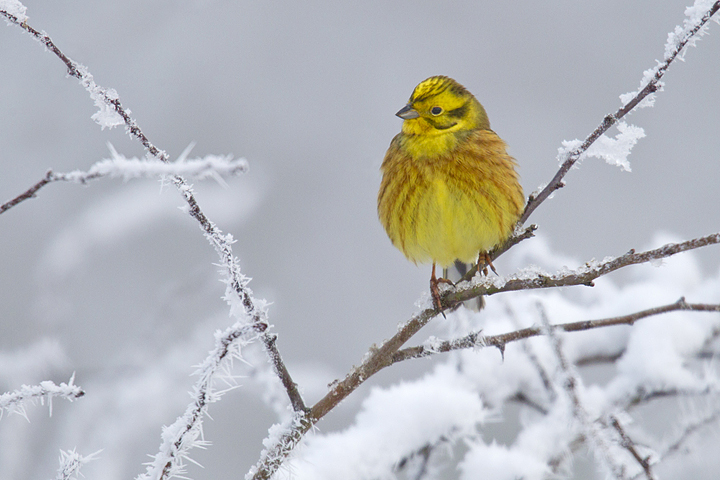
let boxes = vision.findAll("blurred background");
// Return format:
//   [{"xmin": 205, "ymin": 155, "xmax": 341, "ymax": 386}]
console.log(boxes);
[{"xmin": 1, "ymin": 1, "xmax": 719, "ymax": 478}]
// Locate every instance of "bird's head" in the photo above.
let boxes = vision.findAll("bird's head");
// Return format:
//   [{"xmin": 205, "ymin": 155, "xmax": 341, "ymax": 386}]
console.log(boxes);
[{"xmin": 397, "ymin": 76, "xmax": 490, "ymax": 136}]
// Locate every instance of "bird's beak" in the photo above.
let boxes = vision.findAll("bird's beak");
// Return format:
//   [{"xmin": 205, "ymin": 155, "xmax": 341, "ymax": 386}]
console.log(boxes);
[{"xmin": 396, "ymin": 104, "xmax": 419, "ymax": 120}]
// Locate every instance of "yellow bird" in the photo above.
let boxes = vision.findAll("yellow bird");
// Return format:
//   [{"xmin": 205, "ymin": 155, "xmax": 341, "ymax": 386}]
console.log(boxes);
[{"xmin": 377, "ymin": 76, "xmax": 524, "ymax": 311}]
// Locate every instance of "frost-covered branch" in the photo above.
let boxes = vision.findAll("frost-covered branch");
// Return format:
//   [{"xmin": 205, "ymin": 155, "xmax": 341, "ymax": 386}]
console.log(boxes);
[
  {"xmin": 610, "ymin": 415, "xmax": 656, "ymax": 480},
  {"xmin": 0, "ymin": 147, "xmax": 248, "ymax": 215},
  {"xmin": 392, "ymin": 298, "xmax": 720, "ymax": 363},
  {"xmin": 139, "ymin": 323, "xmax": 259, "ymax": 480},
  {"xmin": 539, "ymin": 304, "xmax": 628, "ymax": 479},
  {"xmin": 0, "ymin": 376, "xmax": 84, "ymax": 420},
  {"xmin": 2, "ymin": 5, "xmax": 305, "ymax": 417},
  {"xmin": 518, "ymin": 0, "xmax": 720, "ymax": 225},
  {"xmin": 447, "ymin": 232, "xmax": 720, "ymax": 310},
  {"xmin": 54, "ymin": 449, "xmax": 101, "ymax": 480}
]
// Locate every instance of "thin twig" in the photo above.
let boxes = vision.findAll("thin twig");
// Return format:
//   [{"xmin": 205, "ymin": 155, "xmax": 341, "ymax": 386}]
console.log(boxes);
[
  {"xmin": 539, "ymin": 304, "xmax": 627, "ymax": 479},
  {"xmin": 0, "ymin": 170, "xmax": 55, "ymax": 215},
  {"xmin": 610, "ymin": 415, "xmax": 657, "ymax": 480},
  {"xmin": 392, "ymin": 298, "xmax": 720, "ymax": 364}
]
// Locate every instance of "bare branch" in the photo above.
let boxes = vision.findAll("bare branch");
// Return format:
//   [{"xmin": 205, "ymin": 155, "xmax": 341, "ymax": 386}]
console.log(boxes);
[
  {"xmin": 610, "ymin": 415, "xmax": 657, "ymax": 480},
  {"xmin": 0, "ymin": 170, "xmax": 55, "ymax": 215}
]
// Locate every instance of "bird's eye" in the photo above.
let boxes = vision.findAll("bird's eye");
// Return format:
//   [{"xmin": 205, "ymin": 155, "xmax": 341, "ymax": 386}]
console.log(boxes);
[{"xmin": 430, "ymin": 106, "xmax": 443, "ymax": 115}]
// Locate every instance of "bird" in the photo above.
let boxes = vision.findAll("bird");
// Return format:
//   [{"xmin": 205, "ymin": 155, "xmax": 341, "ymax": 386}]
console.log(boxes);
[{"xmin": 377, "ymin": 75, "xmax": 524, "ymax": 313}]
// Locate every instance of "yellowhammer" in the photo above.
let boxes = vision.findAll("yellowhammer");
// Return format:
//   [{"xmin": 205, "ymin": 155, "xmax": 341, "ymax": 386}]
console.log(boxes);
[{"xmin": 377, "ymin": 75, "xmax": 524, "ymax": 312}]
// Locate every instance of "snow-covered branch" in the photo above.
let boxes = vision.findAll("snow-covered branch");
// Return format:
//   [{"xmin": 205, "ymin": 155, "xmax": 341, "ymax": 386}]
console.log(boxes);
[
  {"xmin": 0, "ymin": 146, "xmax": 248, "ymax": 215},
  {"xmin": 518, "ymin": 0, "xmax": 720, "ymax": 224},
  {"xmin": 138, "ymin": 322, "xmax": 260, "ymax": 480},
  {"xmin": 249, "ymin": 233, "xmax": 720, "ymax": 479},
  {"xmin": 391, "ymin": 298, "xmax": 720, "ymax": 363},
  {"xmin": 0, "ymin": 376, "xmax": 84, "ymax": 420},
  {"xmin": 447, "ymin": 232, "xmax": 720, "ymax": 309},
  {"xmin": 54, "ymin": 449, "xmax": 101, "ymax": 480}
]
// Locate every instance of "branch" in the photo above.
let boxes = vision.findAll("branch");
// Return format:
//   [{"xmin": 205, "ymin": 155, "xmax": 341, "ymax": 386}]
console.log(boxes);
[
  {"xmin": 392, "ymin": 298, "xmax": 720, "ymax": 364},
  {"xmin": 0, "ymin": 152, "xmax": 248, "ymax": 215},
  {"xmin": 138, "ymin": 323, "xmax": 260, "ymax": 480},
  {"xmin": 0, "ymin": 376, "xmax": 84, "ymax": 420},
  {"xmin": 518, "ymin": 0, "xmax": 720, "ymax": 225},
  {"xmin": 0, "ymin": 10, "xmax": 304, "ymax": 416},
  {"xmin": 446, "ymin": 232, "xmax": 720, "ymax": 308},
  {"xmin": 539, "ymin": 304, "xmax": 629, "ymax": 479},
  {"xmin": 610, "ymin": 415, "xmax": 657, "ymax": 480},
  {"xmin": 54, "ymin": 449, "xmax": 101, "ymax": 480}
]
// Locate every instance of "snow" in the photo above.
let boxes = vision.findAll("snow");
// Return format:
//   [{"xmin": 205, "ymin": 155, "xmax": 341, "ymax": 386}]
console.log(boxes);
[
  {"xmin": 58, "ymin": 143, "xmax": 248, "ymax": 183},
  {"xmin": 559, "ymin": 121, "xmax": 645, "ymax": 173},
  {"xmin": 276, "ymin": 371, "xmax": 487, "ymax": 480},
  {"xmin": 459, "ymin": 441, "xmax": 548, "ymax": 480},
  {"xmin": 585, "ymin": 121, "xmax": 644, "ymax": 172}
]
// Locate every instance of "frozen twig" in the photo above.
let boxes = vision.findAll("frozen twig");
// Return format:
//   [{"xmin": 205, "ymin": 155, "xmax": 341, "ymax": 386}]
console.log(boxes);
[
  {"xmin": 518, "ymin": 0, "xmax": 720, "ymax": 225},
  {"xmin": 138, "ymin": 322, "xmax": 261, "ymax": 480},
  {"xmin": 447, "ymin": 232, "xmax": 720, "ymax": 308},
  {"xmin": 610, "ymin": 415, "xmax": 657, "ymax": 480},
  {"xmin": 54, "ymin": 448, "xmax": 101, "ymax": 480},
  {"xmin": 0, "ymin": 376, "xmax": 84, "ymax": 420},
  {"xmin": 392, "ymin": 297, "xmax": 720, "ymax": 363},
  {"xmin": 0, "ymin": 150, "xmax": 248, "ymax": 215},
  {"xmin": 538, "ymin": 304, "xmax": 627, "ymax": 478}
]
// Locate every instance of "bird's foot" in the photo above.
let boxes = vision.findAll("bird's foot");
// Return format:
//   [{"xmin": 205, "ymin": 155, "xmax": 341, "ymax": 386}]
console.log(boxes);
[
  {"xmin": 430, "ymin": 264, "xmax": 454, "ymax": 318},
  {"xmin": 478, "ymin": 251, "xmax": 498, "ymax": 276}
]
